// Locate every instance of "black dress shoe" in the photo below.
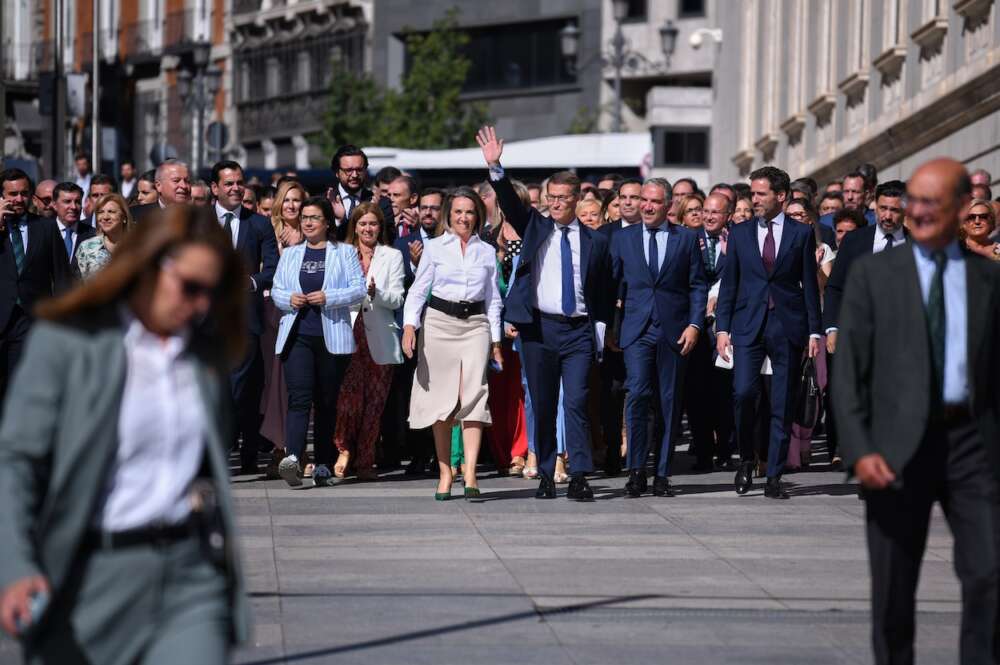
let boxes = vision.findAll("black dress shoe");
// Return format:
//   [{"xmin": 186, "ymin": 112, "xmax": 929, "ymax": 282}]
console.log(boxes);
[
  {"xmin": 624, "ymin": 470, "xmax": 647, "ymax": 497},
  {"xmin": 764, "ymin": 477, "xmax": 789, "ymax": 500},
  {"xmin": 652, "ymin": 476, "xmax": 675, "ymax": 497},
  {"xmin": 535, "ymin": 476, "xmax": 556, "ymax": 499},
  {"xmin": 734, "ymin": 461, "xmax": 753, "ymax": 495},
  {"xmin": 566, "ymin": 476, "xmax": 594, "ymax": 501},
  {"xmin": 716, "ymin": 457, "xmax": 739, "ymax": 472}
]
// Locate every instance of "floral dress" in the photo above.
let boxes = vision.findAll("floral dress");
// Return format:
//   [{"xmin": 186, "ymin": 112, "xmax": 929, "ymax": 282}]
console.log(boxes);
[{"xmin": 75, "ymin": 236, "xmax": 113, "ymax": 279}]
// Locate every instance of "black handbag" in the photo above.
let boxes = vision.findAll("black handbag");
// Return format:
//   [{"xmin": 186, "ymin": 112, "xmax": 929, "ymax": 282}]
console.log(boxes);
[{"xmin": 794, "ymin": 357, "xmax": 821, "ymax": 429}]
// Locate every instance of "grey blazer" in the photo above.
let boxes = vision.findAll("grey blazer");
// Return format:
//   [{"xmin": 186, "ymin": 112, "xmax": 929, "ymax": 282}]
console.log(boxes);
[{"xmin": 0, "ymin": 312, "xmax": 250, "ymax": 644}]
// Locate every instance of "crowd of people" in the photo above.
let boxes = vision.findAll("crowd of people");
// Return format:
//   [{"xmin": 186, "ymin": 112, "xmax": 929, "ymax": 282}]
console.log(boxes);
[
  {"xmin": 2, "ymin": 128, "xmax": 1000, "ymax": 665},
  {"xmin": 2, "ymin": 134, "xmax": 999, "ymax": 503}
]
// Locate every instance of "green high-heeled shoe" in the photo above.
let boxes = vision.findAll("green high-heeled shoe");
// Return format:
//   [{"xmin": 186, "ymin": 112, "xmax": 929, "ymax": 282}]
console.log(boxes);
[
  {"xmin": 464, "ymin": 487, "xmax": 481, "ymax": 500},
  {"xmin": 435, "ymin": 491, "xmax": 451, "ymax": 501}
]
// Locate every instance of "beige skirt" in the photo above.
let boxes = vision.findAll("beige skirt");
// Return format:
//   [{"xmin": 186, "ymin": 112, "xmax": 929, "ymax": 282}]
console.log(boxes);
[{"xmin": 409, "ymin": 306, "xmax": 492, "ymax": 429}]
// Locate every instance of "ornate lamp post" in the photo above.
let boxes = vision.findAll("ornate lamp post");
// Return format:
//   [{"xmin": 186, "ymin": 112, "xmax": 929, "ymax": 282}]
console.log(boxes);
[
  {"xmin": 176, "ymin": 41, "xmax": 222, "ymax": 172},
  {"xmin": 561, "ymin": 0, "xmax": 679, "ymax": 133}
]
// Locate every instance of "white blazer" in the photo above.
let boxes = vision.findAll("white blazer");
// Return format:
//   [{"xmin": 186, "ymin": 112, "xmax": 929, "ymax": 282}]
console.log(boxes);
[
  {"xmin": 349, "ymin": 244, "xmax": 406, "ymax": 365},
  {"xmin": 272, "ymin": 242, "xmax": 366, "ymax": 355}
]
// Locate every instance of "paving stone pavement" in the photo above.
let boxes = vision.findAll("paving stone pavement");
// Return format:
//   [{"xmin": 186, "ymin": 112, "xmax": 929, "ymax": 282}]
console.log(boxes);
[{"xmin": 0, "ymin": 450, "xmax": 962, "ymax": 665}]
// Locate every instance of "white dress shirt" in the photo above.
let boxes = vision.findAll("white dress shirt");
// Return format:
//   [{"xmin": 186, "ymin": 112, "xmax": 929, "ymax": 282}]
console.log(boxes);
[
  {"xmin": 75, "ymin": 173, "xmax": 92, "ymax": 200},
  {"xmin": 55, "ymin": 219, "xmax": 79, "ymax": 260},
  {"xmin": 215, "ymin": 201, "xmax": 240, "ymax": 248},
  {"xmin": 757, "ymin": 212, "xmax": 785, "ymax": 255},
  {"xmin": 121, "ymin": 178, "xmax": 136, "ymax": 200},
  {"xmin": 535, "ymin": 220, "xmax": 587, "ymax": 317},
  {"xmin": 403, "ymin": 231, "xmax": 503, "ymax": 342},
  {"xmin": 94, "ymin": 315, "xmax": 206, "ymax": 531},
  {"xmin": 874, "ymin": 225, "xmax": 905, "ymax": 253},
  {"xmin": 339, "ymin": 183, "xmax": 361, "ymax": 221}
]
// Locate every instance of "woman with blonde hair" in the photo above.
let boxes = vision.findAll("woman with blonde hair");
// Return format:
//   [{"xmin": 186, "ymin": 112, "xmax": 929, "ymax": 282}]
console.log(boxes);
[
  {"xmin": 270, "ymin": 180, "xmax": 306, "ymax": 252},
  {"xmin": 962, "ymin": 198, "xmax": 1000, "ymax": 261},
  {"xmin": 75, "ymin": 193, "xmax": 133, "ymax": 279},
  {"xmin": 576, "ymin": 198, "xmax": 604, "ymax": 230},
  {"xmin": 677, "ymin": 193, "xmax": 706, "ymax": 229}
]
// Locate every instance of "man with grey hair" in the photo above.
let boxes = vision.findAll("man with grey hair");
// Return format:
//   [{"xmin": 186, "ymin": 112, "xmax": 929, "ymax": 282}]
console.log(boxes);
[
  {"xmin": 189, "ymin": 180, "xmax": 211, "ymax": 206},
  {"xmin": 131, "ymin": 159, "xmax": 192, "ymax": 223}
]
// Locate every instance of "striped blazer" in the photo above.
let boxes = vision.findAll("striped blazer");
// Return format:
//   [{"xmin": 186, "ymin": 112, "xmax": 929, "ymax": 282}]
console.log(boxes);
[{"xmin": 271, "ymin": 241, "xmax": 366, "ymax": 355}]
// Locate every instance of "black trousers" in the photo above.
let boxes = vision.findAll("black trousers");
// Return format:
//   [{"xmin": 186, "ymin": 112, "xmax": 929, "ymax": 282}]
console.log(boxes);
[
  {"xmin": 381, "ymin": 343, "xmax": 435, "ymax": 465},
  {"xmin": 598, "ymin": 348, "xmax": 626, "ymax": 469},
  {"xmin": 0, "ymin": 306, "xmax": 29, "ymax": 408},
  {"xmin": 865, "ymin": 417, "xmax": 1000, "ymax": 665},
  {"xmin": 230, "ymin": 332, "xmax": 264, "ymax": 468},
  {"xmin": 824, "ymin": 352, "xmax": 839, "ymax": 460},
  {"xmin": 684, "ymin": 332, "xmax": 735, "ymax": 464},
  {"xmin": 282, "ymin": 333, "xmax": 349, "ymax": 466}
]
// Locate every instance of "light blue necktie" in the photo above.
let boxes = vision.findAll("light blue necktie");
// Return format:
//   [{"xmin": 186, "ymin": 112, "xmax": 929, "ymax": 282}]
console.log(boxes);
[{"xmin": 63, "ymin": 227, "xmax": 74, "ymax": 262}]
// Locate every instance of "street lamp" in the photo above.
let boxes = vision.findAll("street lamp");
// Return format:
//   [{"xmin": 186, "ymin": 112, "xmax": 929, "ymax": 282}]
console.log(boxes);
[
  {"xmin": 176, "ymin": 41, "xmax": 221, "ymax": 173},
  {"xmin": 560, "ymin": 3, "xmax": 679, "ymax": 133}
]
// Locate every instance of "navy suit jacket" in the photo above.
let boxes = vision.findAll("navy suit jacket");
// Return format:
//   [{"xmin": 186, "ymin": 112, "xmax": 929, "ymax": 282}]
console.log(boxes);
[
  {"xmin": 492, "ymin": 175, "xmax": 613, "ymax": 327},
  {"xmin": 234, "ymin": 206, "xmax": 279, "ymax": 335},
  {"xmin": 333, "ymin": 187, "xmax": 395, "ymax": 243},
  {"xmin": 716, "ymin": 216, "xmax": 821, "ymax": 347},
  {"xmin": 696, "ymin": 227, "xmax": 729, "ymax": 287},
  {"xmin": 611, "ymin": 223, "xmax": 708, "ymax": 350},
  {"xmin": 392, "ymin": 231, "xmax": 428, "ymax": 328},
  {"xmin": 65, "ymin": 220, "xmax": 96, "ymax": 275}
]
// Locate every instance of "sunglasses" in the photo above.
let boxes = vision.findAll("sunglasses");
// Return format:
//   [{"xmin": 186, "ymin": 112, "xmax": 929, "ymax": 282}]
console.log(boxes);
[{"xmin": 966, "ymin": 213, "xmax": 993, "ymax": 222}]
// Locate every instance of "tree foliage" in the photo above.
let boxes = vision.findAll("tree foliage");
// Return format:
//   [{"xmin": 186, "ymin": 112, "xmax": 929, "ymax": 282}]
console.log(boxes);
[{"xmin": 321, "ymin": 9, "xmax": 488, "ymax": 154}]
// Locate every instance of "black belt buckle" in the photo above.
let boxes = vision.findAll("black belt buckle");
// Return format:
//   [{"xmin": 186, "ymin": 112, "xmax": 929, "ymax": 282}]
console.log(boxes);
[{"xmin": 456, "ymin": 301, "xmax": 473, "ymax": 319}]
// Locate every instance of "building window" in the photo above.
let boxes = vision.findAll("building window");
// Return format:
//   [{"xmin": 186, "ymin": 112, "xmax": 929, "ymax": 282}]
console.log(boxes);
[
  {"xmin": 655, "ymin": 127, "xmax": 709, "ymax": 167},
  {"xmin": 265, "ymin": 57, "xmax": 281, "ymax": 97},
  {"xmin": 296, "ymin": 51, "xmax": 311, "ymax": 93},
  {"xmin": 408, "ymin": 19, "xmax": 576, "ymax": 94},
  {"xmin": 623, "ymin": 0, "xmax": 647, "ymax": 20},
  {"xmin": 679, "ymin": 0, "xmax": 706, "ymax": 18}
]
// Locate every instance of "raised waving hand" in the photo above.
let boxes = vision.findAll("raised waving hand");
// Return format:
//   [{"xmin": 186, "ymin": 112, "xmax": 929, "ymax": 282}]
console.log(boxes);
[{"xmin": 476, "ymin": 126, "xmax": 504, "ymax": 167}]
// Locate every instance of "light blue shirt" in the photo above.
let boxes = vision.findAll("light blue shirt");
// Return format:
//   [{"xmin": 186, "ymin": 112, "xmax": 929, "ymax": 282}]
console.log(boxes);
[
  {"xmin": 912, "ymin": 240, "xmax": 968, "ymax": 405},
  {"xmin": 642, "ymin": 222, "xmax": 668, "ymax": 272}
]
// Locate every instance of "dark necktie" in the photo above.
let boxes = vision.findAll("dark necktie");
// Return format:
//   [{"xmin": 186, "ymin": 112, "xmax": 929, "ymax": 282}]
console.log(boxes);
[
  {"xmin": 223, "ymin": 212, "xmax": 235, "ymax": 248},
  {"xmin": 10, "ymin": 223, "xmax": 25, "ymax": 275},
  {"xmin": 706, "ymin": 235, "xmax": 717, "ymax": 277},
  {"xmin": 927, "ymin": 250, "xmax": 947, "ymax": 401},
  {"xmin": 762, "ymin": 221, "xmax": 776, "ymax": 309},
  {"xmin": 762, "ymin": 221, "xmax": 776, "ymax": 273},
  {"xmin": 648, "ymin": 226, "xmax": 660, "ymax": 280},
  {"xmin": 63, "ymin": 227, "xmax": 74, "ymax": 262},
  {"xmin": 560, "ymin": 226, "xmax": 575, "ymax": 316},
  {"xmin": 884, "ymin": 233, "xmax": 894, "ymax": 250}
]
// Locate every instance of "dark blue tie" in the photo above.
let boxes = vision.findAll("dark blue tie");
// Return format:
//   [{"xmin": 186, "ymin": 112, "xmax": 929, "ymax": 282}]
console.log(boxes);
[
  {"xmin": 560, "ymin": 226, "xmax": 575, "ymax": 316},
  {"xmin": 648, "ymin": 226, "xmax": 660, "ymax": 280},
  {"xmin": 63, "ymin": 227, "xmax": 74, "ymax": 262}
]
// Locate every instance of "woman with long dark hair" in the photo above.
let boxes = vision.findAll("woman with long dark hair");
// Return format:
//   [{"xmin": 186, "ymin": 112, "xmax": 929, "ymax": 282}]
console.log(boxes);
[
  {"xmin": 0, "ymin": 205, "xmax": 250, "ymax": 664},
  {"xmin": 271, "ymin": 196, "xmax": 366, "ymax": 487}
]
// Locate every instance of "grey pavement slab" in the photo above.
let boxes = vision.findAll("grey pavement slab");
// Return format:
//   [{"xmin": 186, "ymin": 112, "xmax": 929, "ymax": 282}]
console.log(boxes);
[{"xmin": 0, "ymin": 450, "xmax": 966, "ymax": 664}]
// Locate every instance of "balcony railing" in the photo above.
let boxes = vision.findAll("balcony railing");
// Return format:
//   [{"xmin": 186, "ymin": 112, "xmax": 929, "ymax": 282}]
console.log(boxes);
[
  {"xmin": 237, "ymin": 92, "xmax": 328, "ymax": 141},
  {"xmin": 234, "ymin": 0, "xmax": 263, "ymax": 13}
]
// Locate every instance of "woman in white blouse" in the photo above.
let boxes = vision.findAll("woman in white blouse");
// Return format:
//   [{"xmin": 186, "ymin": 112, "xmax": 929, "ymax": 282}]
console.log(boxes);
[
  {"xmin": 332, "ymin": 203, "xmax": 406, "ymax": 481},
  {"xmin": 402, "ymin": 187, "xmax": 504, "ymax": 501}
]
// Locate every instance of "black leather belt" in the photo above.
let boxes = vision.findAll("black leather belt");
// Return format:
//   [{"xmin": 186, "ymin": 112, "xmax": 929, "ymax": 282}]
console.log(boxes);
[
  {"xmin": 536, "ymin": 309, "xmax": 588, "ymax": 325},
  {"xmin": 84, "ymin": 519, "xmax": 197, "ymax": 551},
  {"xmin": 428, "ymin": 295, "xmax": 485, "ymax": 319},
  {"xmin": 940, "ymin": 403, "xmax": 973, "ymax": 427}
]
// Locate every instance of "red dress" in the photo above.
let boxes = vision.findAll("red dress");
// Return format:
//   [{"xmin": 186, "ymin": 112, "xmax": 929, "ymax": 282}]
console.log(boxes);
[{"xmin": 332, "ymin": 260, "xmax": 394, "ymax": 473}]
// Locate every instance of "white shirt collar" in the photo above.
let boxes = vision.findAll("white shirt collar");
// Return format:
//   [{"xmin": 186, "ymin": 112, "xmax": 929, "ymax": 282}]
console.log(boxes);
[
  {"xmin": 56, "ymin": 218, "xmax": 77, "ymax": 232},
  {"xmin": 877, "ymin": 224, "xmax": 904, "ymax": 240},
  {"xmin": 120, "ymin": 306, "xmax": 190, "ymax": 361},
  {"xmin": 759, "ymin": 212, "xmax": 785, "ymax": 227},
  {"xmin": 442, "ymin": 230, "xmax": 481, "ymax": 245},
  {"xmin": 553, "ymin": 219, "xmax": 580, "ymax": 232},
  {"xmin": 214, "ymin": 201, "xmax": 240, "ymax": 220}
]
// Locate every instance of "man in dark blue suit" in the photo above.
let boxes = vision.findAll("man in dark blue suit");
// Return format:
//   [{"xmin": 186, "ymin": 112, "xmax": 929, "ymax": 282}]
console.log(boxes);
[
  {"xmin": 716, "ymin": 166, "xmax": 821, "ymax": 499},
  {"xmin": 477, "ymin": 126, "xmax": 612, "ymax": 500},
  {"xmin": 211, "ymin": 160, "xmax": 279, "ymax": 475},
  {"xmin": 327, "ymin": 145, "xmax": 396, "ymax": 242},
  {"xmin": 610, "ymin": 181, "xmax": 708, "ymax": 497}
]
